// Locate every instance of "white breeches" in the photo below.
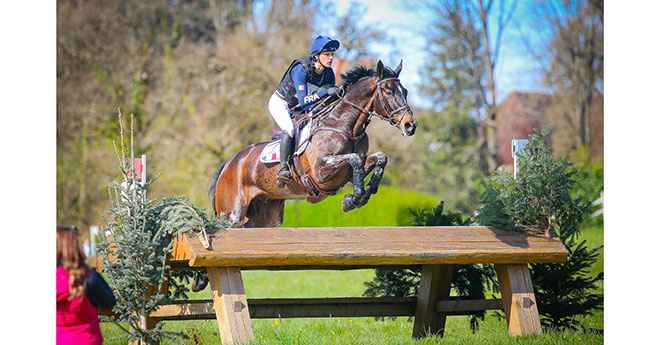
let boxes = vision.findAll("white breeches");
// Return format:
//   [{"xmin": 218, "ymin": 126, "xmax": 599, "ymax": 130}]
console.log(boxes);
[{"xmin": 268, "ymin": 92, "xmax": 294, "ymax": 137}]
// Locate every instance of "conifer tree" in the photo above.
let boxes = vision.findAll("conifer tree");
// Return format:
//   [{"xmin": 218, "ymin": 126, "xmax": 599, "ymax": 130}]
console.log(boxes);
[
  {"xmin": 97, "ymin": 112, "xmax": 230, "ymax": 344},
  {"xmin": 475, "ymin": 126, "xmax": 603, "ymax": 330}
]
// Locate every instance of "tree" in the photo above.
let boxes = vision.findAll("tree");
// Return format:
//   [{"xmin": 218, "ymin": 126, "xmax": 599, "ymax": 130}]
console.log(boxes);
[
  {"xmin": 522, "ymin": 0, "xmax": 603, "ymax": 156},
  {"xmin": 475, "ymin": 127, "xmax": 603, "ymax": 330},
  {"xmin": 422, "ymin": 0, "xmax": 518, "ymax": 174},
  {"xmin": 56, "ymin": 0, "xmax": 331, "ymax": 226},
  {"xmin": 97, "ymin": 112, "xmax": 229, "ymax": 344}
]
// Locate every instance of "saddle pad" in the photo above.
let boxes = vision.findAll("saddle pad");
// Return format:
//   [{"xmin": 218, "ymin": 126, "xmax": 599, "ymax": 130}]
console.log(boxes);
[{"xmin": 259, "ymin": 123, "xmax": 311, "ymax": 163}]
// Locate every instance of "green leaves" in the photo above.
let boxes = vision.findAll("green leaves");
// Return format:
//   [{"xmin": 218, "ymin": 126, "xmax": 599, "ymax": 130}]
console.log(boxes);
[
  {"xmin": 475, "ymin": 126, "xmax": 602, "ymax": 330},
  {"xmin": 97, "ymin": 114, "xmax": 228, "ymax": 344}
]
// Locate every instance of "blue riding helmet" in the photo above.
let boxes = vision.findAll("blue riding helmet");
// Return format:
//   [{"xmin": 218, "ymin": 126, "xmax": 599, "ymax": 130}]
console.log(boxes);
[{"xmin": 309, "ymin": 36, "xmax": 340, "ymax": 57}]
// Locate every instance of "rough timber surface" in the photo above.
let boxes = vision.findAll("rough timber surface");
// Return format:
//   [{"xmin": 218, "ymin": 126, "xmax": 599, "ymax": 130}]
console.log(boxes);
[{"xmin": 168, "ymin": 226, "xmax": 568, "ymax": 268}]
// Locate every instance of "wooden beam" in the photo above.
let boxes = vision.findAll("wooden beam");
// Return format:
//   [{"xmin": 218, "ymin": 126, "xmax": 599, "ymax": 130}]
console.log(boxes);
[
  {"xmin": 173, "ymin": 226, "xmax": 568, "ymax": 268},
  {"xmin": 435, "ymin": 298, "xmax": 502, "ymax": 314},
  {"xmin": 495, "ymin": 264, "xmax": 542, "ymax": 335},
  {"xmin": 412, "ymin": 264, "xmax": 453, "ymax": 338},
  {"xmin": 147, "ymin": 297, "xmax": 504, "ymax": 320},
  {"xmin": 208, "ymin": 267, "xmax": 254, "ymax": 344}
]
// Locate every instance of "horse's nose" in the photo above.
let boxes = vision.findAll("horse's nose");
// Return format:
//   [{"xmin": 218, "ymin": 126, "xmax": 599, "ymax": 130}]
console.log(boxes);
[{"xmin": 404, "ymin": 121, "xmax": 417, "ymax": 136}]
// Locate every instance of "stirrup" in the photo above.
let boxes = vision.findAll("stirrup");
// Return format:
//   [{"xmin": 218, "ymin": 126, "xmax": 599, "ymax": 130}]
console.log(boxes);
[{"xmin": 277, "ymin": 166, "xmax": 292, "ymax": 188}]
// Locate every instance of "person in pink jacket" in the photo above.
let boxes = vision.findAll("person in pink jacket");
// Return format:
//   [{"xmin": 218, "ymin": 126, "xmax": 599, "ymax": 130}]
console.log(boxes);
[{"xmin": 57, "ymin": 226, "xmax": 115, "ymax": 345}]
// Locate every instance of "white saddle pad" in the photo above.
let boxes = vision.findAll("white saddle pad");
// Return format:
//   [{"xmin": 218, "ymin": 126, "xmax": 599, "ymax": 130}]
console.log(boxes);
[{"xmin": 259, "ymin": 123, "xmax": 311, "ymax": 163}]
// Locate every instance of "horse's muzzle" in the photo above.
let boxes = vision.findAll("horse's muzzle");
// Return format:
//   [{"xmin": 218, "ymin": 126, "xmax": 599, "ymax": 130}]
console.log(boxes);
[
  {"xmin": 403, "ymin": 121, "xmax": 417, "ymax": 136},
  {"xmin": 400, "ymin": 112, "xmax": 417, "ymax": 136}
]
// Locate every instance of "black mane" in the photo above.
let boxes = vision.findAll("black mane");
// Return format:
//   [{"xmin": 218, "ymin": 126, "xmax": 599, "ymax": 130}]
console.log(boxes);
[{"xmin": 340, "ymin": 64, "xmax": 397, "ymax": 87}]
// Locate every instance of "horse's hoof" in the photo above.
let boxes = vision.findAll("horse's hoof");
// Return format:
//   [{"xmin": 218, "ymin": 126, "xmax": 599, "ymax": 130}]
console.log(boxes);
[{"xmin": 342, "ymin": 194, "xmax": 357, "ymax": 212}]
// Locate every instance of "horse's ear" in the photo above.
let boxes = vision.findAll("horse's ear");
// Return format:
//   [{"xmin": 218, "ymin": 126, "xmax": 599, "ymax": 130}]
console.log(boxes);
[
  {"xmin": 394, "ymin": 59, "xmax": 403, "ymax": 76},
  {"xmin": 376, "ymin": 60, "xmax": 384, "ymax": 79}
]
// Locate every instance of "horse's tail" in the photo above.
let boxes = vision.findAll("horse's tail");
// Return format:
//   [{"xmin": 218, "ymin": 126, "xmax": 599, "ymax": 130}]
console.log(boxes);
[{"xmin": 209, "ymin": 160, "xmax": 227, "ymax": 217}]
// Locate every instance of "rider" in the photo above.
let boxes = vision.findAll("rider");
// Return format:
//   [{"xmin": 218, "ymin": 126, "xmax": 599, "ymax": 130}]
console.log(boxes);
[{"xmin": 269, "ymin": 35, "xmax": 342, "ymax": 187}]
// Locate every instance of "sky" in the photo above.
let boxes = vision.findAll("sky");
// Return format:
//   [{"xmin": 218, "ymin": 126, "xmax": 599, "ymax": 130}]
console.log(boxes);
[{"xmin": 330, "ymin": 0, "xmax": 546, "ymax": 108}]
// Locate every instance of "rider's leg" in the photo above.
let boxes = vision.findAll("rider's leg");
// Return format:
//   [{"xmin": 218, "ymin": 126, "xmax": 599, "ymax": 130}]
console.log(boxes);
[
  {"xmin": 268, "ymin": 92, "xmax": 295, "ymax": 186},
  {"xmin": 278, "ymin": 132, "xmax": 294, "ymax": 181}
]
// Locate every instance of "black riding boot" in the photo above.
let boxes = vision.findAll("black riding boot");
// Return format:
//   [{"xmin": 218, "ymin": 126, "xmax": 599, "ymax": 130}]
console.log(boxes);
[{"xmin": 277, "ymin": 132, "xmax": 294, "ymax": 187}]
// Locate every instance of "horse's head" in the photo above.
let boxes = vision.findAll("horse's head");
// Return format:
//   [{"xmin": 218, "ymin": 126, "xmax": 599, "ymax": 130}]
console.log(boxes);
[{"xmin": 372, "ymin": 60, "xmax": 417, "ymax": 136}]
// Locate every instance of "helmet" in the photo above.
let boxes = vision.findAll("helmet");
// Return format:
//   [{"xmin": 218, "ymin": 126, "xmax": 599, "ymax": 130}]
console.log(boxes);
[{"xmin": 309, "ymin": 36, "xmax": 340, "ymax": 57}]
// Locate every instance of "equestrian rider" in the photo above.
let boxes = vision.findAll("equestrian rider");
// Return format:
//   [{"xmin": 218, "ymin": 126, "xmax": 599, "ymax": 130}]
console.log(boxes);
[{"xmin": 269, "ymin": 35, "xmax": 342, "ymax": 187}]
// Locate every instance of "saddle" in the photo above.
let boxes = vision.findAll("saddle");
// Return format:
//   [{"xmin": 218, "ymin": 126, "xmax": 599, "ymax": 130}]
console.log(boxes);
[{"xmin": 259, "ymin": 97, "xmax": 348, "ymax": 197}]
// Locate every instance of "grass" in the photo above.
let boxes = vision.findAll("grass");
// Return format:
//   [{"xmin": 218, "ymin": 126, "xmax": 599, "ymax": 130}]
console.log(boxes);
[{"xmin": 100, "ymin": 216, "xmax": 604, "ymax": 344}]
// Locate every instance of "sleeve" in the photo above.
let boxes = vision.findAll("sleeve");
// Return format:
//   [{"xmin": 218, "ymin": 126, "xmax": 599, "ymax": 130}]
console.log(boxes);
[
  {"xmin": 86, "ymin": 269, "xmax": 116, "ymax": 310},
  {"xmin": 291, "ymin": 65, "xmax": 329, "ymax": 111}
]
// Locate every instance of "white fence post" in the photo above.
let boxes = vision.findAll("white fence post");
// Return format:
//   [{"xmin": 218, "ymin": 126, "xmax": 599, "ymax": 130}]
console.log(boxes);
[{"xmin": 511, "ymin": 139, "xmax": 529, "ymax": 179}]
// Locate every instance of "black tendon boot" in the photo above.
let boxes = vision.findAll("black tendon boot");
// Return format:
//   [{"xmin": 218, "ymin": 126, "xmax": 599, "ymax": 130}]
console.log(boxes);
[{"xmin": 277, "ymin": 133, "xmax": 294, "ymax": 187}]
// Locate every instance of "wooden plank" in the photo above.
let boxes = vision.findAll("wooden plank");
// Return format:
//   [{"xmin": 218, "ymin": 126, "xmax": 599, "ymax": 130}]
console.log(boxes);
[
  {"xmin": 208, "ymin": 267, "xmax": 254, "ymax": 344},
  {"xmin": 174, "ymin": 226, "xmax": 567, "ymax": 268},
  {"xmin": 248, "ymin": 297, "xmax": 415, "ymax": 318},
  {"xmin": 149, "ymin": 297, "xmax": 505, "ymax": 320},
  {"xmin": 412, "ymin": 264, "xmax": 453, "ymax": 338},
  {"xmin": 436, "ymin": 298, "xmax": 502, "ymax": 313},
  {"xmin": 495, "ymin": 264, "xmax": 542, "ymax": 335}
]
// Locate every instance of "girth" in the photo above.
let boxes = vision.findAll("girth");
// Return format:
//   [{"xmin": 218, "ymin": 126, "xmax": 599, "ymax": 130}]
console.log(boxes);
[{"xmin": 289, "ymin": 127, "xmax": 364, "ymax": 198}]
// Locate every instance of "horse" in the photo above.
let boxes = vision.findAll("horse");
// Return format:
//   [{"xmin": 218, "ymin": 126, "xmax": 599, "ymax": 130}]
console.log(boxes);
[{"xmin": 209, "ymin": 60, "xmax": 417, "ymax": 228}]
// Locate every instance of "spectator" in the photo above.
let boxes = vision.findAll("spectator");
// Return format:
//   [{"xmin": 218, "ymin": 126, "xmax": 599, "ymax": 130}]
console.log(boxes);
[{"xmin": 57, "ymin": 225, "xmax": 115, "ymax": 345}]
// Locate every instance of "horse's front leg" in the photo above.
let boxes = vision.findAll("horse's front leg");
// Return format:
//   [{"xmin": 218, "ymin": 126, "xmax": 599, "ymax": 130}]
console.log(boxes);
[
  {"xmin": 355, "ymin": 152, "xmax": 388, "ymax": 207},
  {"xmin": 319, "ymin": 153, "xmax": 365, "ymax": 212}
]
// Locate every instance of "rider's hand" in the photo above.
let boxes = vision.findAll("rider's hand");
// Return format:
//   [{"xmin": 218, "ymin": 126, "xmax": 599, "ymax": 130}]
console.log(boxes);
[{"xmin": 326, "ymin": 86, "xmax": 341, "ymax": 96}]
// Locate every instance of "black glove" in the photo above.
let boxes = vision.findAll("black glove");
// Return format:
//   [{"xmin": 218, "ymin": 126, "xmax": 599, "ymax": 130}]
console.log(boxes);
[{"xmin": 326, "ymin": 86, "xmax": 341, "ymax": 96}]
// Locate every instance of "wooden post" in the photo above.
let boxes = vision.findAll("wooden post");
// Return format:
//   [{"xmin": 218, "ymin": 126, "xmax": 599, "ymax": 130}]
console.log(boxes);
[
  {"xmin": 412, "ymin": 264, "xmax": 453, "ymax": 338},
  {"xmin": 495, "ymin": 264, "xmax": 542, "ymax": 335},
  {"xmin": 208, "ymin": 267, "xmax": 254, "ymax": 344}
]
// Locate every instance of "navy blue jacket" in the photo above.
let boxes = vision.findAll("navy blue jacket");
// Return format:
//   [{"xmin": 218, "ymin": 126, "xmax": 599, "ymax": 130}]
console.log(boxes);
[{"xmin": 276, "ymin": 57, "xmax": 335, "ymax": 111}]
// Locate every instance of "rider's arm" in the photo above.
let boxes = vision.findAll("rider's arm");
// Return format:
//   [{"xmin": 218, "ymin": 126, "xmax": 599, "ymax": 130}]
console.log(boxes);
[{"xmin": 291, "ymin": 65, "xmax": 329, "ymax": 111}]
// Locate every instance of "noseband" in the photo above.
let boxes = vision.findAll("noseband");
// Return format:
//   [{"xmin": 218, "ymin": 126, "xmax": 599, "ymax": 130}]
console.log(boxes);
[{"xmin": 337, "ymin": 77, "xmax": 412, "ymax": 129}]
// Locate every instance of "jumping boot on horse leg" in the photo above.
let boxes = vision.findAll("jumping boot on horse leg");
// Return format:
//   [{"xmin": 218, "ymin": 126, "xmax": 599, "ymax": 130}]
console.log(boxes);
[{"xmin": 277, "ymin": 132, "xmax": 295, "ymax": 188}]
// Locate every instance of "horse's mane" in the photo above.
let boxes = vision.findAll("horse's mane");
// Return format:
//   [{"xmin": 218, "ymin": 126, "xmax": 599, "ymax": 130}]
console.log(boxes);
[{"xmin": 340, "ymin": 64, "xmax": 397, "ymax": 87}]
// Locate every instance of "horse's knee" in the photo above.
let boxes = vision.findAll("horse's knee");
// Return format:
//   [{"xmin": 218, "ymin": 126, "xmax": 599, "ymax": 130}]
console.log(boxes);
[{"xmin": 375, "ymin": 152, "xmax": 388, "ymax": 166}]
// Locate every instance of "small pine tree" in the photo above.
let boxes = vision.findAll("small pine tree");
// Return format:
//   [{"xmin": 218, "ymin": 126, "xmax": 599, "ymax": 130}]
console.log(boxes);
[
  {"xmin": 363, "ymin": 202, "xmax": 498, "ymax": 332},
  {"xmin": 97, "ymin": 112, "xmax": 230, "ymax": 344},
  {"xmin": 475, "ymin": 126, "xmax": 603, "ymax": 331}
]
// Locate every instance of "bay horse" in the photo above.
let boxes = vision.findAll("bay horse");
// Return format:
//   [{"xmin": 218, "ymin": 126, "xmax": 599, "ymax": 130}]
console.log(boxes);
[{"xmin": 209, "ymin": 60, "xmax": 417, "ymax": 228}]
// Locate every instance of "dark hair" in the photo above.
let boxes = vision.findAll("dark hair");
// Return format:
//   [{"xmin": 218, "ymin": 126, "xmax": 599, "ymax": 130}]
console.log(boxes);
[{"xmin": 57, "ymin": 225, "xmax": 89, "ymax": 300}]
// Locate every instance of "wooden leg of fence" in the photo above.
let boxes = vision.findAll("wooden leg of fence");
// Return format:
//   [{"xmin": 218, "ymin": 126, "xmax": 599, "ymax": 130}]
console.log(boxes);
[
  {"xmin": 412, "ymin": 264, "xmax": 453, "ymax": 338},
  {"xmin": 495, "ymin": 264, "xmax": 542, "ymax": 335},
  {"xmin": 208, "ymin": 267, "xmax": 254, "ymax": 344}
]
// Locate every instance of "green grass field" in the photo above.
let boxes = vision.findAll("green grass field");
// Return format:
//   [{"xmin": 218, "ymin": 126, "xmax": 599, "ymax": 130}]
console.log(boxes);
[{"xmin": 99, "ymin": 192, "xmax": 604, "ymax": 344}]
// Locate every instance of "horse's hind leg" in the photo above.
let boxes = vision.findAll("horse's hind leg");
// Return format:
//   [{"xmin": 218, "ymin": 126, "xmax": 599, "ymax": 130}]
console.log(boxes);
[{"xmin": 247, "ymin": 199, "xmax": 285, "ymax": 227}]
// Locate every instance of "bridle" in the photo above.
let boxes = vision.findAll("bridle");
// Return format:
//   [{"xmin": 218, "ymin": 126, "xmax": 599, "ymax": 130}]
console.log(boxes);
[{"xmin": 337, "ymin": 77, "xmax": 412, "ymax": 129}]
